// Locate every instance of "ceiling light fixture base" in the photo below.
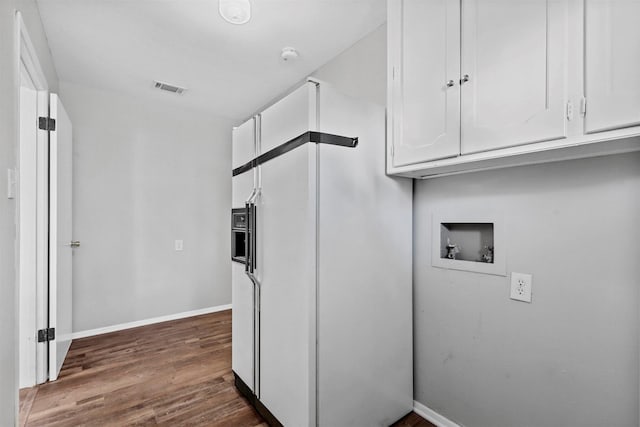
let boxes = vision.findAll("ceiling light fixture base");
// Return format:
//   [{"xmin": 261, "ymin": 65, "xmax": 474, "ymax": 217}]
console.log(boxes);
[{"xmin": 219, "ymin": 0, "xmax": 251, "ymax": 25}]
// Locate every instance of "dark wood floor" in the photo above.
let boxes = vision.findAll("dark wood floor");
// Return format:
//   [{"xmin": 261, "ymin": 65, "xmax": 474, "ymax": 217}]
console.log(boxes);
[
  {"xmin": 20, "ymin": 310, "xmax": 433, "ymax": 427},
  {"xmin": 391, "ymin": 412, "xmax": 435, "ymax": 427}
]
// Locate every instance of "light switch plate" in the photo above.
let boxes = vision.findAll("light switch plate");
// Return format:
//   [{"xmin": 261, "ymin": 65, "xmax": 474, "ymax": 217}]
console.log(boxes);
[
  {"xmin": 510, "ymin": 272, "xmax": 532, "ymax": 303},
  {"xmin": 175, "ymin": 240, "xmax": 184, "ymax": 251},
  {"xmin": 7, "ymin": 168, "xmax": 16, "ymax": 199}
]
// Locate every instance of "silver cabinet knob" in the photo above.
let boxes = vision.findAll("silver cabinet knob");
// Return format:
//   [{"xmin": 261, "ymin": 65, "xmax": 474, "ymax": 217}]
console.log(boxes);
[
  {"xmin": 461, "ymin": 74, "xmax": 470, "ymax": 84},
  {"xmin": 69, "ymin": 241, "xmax": 80, "ymax": 248},
  {"xmin": 446, "ymin": 80, "xmax": 455, "ymax": 87}
]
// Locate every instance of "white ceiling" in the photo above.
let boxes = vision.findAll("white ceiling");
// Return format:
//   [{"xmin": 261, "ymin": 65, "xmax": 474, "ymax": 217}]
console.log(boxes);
[{"xmin": 37, "ymin": 0, "xmax": 386, "ymax": 121}]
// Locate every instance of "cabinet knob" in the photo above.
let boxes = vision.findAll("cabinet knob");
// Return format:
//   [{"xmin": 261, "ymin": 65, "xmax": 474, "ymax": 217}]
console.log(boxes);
[
  {"xmin": 461, "ymin": 74, "xmax": 470, "ymax": 84},
  {"xmin": 446, "ymin": 80, "xmax": 455, "ymax": 87}
]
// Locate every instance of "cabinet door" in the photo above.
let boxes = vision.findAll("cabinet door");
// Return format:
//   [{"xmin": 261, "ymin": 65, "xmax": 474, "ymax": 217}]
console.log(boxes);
[
  {"xmin": 389, "ymin": 0, "xmax": 460, "ymax": 167},
  {"xmin": 461, "ymin": 0, "xmax": 568, "ymax": 154},
  {"xmin": 585, "ymin": 0, "xmax": 640, "ymax": 133}
]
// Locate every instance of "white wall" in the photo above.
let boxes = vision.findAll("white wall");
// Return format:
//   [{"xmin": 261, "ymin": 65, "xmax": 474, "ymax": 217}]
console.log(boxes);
[
  {"xmin": 60, "ymin": 82, "xmax": 234, "ymax": 332},
  {"xmin": 15, "ymin": 2, "xmax": 59, "ymax": 93},
  {"xmin": 1, "ymin": 1, "xmax": 59, "ymax": 424},
  {"xmin": 0, "ymin": 5, "xmax": 19, "ymax": 424},
  {"xmin": 414, "ymin": 153, "xmax": 640, "ymax": 427},
  {"xmin": 313, "ymin": 24, "xmax": 386, "ymax": 107}
]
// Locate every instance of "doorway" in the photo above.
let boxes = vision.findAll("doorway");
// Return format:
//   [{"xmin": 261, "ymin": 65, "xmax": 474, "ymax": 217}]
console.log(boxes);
[{"xmin": 17, "ymin": 6, "xmax": 75, "ymax": 399}]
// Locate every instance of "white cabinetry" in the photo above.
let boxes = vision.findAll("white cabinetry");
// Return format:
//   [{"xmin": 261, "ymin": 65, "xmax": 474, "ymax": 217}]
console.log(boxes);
[
  {"xmin": 388, "ymin": 0, "xmax": 460, "ymax": 166},
  {"xmin": 461, "ymin": 0, "xmax": 568, "ymax": 154},
  {"xmin": 585, "ymin": 0, "xmax": 640, "ymax": 133},
  {"xmin": 388, "ymin": 0, "xmax": 640, "ymax": 178},
  {"xmin": 388, "ymin": 0, "xmax": 569, "ymax": 168}
]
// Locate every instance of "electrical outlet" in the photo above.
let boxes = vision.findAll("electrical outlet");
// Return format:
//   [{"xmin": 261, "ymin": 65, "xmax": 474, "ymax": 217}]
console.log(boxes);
[
  {"xmin": 175, "ymin": 240, "xmax": 184, "ymax": 251},
  {"xmin": 510, "ymin": 272, "xmax": 532, "ymax": 303}
]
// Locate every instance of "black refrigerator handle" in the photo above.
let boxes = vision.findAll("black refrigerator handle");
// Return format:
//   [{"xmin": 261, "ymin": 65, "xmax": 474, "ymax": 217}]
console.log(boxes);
[
  {"xmin": 244, "ymin": 202, "xmax": 251, "ymax": 274},
  {"xmin": 250, "ymin": 203, "xmax": 257, "ymax": 274}
]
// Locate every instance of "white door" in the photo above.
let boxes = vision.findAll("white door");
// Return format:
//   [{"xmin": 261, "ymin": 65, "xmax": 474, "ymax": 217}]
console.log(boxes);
[
  {"xmin": 389, "ymin": 0, "xmax": 460, "ymax": 167},
  {"xmin": 584, "ymin": 0, "xmax": 640, "ymax": 133},
  {"xmin": 48, "ymin": 93, "xmax": 73, "ymax": 381},
  {"xmin": 460, "ymin": 0, "xmax": 568, "ymax": 154}
]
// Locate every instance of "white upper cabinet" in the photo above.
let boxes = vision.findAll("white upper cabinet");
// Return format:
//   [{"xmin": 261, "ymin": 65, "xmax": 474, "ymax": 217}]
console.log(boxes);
[
  {"xmin": 387, "ymin": 0, "xmax": 640, "ymax": 178},
  {"xmin": 585, "ymin": 0, "xmax": 640, "ymax": 133},
  {"xmin": 460, "ymin": 0, "xmax": 569, "ymax": 154},
  {"xmin": 388, "ymin": 0, "xmax": 461, "ymax": 167},
  {"xmin": 388, "ymin": 0, "xmax": 571, "ymax": 171}
]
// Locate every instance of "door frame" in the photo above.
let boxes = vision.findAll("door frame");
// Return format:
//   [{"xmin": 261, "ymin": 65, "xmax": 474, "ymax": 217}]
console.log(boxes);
[
  {"xmin": 19, "ymin": 59, "xmax": 38, "ymax": 388},
  {"xmin": 16, "ymin": 10, "xmax": 50, "ymax": 386}
]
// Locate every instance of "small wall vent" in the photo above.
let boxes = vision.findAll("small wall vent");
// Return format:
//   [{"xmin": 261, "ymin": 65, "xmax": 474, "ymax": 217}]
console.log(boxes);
[{"xmin": 153, "ymin": 80, "xmax": 186, "ymax": 95}]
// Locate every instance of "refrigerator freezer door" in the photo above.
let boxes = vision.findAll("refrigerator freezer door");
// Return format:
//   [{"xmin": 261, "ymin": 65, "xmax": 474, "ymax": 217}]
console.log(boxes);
[
  {"xmin": 231, "ymin": 259, "xmax": 255, "ymax": 392},
  {"xmin": 231, "ymin": 117, "xmax": 258, "ymax": 394}
]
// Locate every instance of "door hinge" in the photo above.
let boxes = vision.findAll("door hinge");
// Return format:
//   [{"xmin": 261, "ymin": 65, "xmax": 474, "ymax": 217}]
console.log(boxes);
[
  {"xmin": 37, "ymin": 328, "xmax": 55, "ymax": 343},
  {"xmin": 566, "ymin": 101, "xmax": 574, "ymax": 121},
  {"xmin": 580, "ymin": 97, "xmax": 587, "ymax": 117},
  {"xmin": 38, "ymin": 117, "xmax": 56, "ymax": 131}
]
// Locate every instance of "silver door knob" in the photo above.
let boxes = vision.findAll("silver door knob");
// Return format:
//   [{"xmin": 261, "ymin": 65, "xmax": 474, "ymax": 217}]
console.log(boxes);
[
  {"xmin": 461, "ymin": 74, "xmax": 470, "ymax": 84},
  {"xmin": 446, "ymin": 80, "xmax": 455, "ymax": 87},
  {"xmin": 69, "ymin": 241, "xmax": 80, "ymax": 248}
]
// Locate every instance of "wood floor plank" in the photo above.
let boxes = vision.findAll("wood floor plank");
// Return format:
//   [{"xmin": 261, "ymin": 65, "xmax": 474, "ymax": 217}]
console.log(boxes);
[
  {"xmin": 20, "ymin": 309, "xmax": 432, "ymax": 426},
  {"xmin": 391, "ymin": 411, "xmax": 437, "ymax": 427},
  {"xmin": 19, "ymin": 387, "xmax": 38, "ymax": 427}
]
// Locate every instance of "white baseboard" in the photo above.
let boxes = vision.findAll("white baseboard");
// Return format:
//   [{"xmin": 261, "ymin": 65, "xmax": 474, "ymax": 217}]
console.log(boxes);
[
  {"xmin": 413, "ymin": 400, "xmax": 461, "ymax": 427},
  {"xmin": 71, "ymin": 304, "xmax": 232, "ymax": 339}
]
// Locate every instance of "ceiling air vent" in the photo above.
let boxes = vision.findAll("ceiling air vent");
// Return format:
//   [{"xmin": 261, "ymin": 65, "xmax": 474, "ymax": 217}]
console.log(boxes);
[{"xmin": 153, "ymin": 80, "xmax": 186, "ymax": 95}]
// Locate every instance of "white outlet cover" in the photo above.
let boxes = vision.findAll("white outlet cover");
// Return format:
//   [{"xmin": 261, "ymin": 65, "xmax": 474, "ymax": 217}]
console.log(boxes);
[
  {"xmin": 7, "ymin": 168, "xmax": 16, "ymax": 199},
  {"xmin": 510, "ymin": 272, "xmax": 532, "ymax": 303},
  {"xmin": 175, "ymin": 240, "xmax": 184, "ymax": 251}
]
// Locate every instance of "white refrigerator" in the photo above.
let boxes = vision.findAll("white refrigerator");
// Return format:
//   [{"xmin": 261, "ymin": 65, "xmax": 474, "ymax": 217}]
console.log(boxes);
[{"xmin": 231, "ymin": 79, "xmax": 413, "ymax": 427}]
